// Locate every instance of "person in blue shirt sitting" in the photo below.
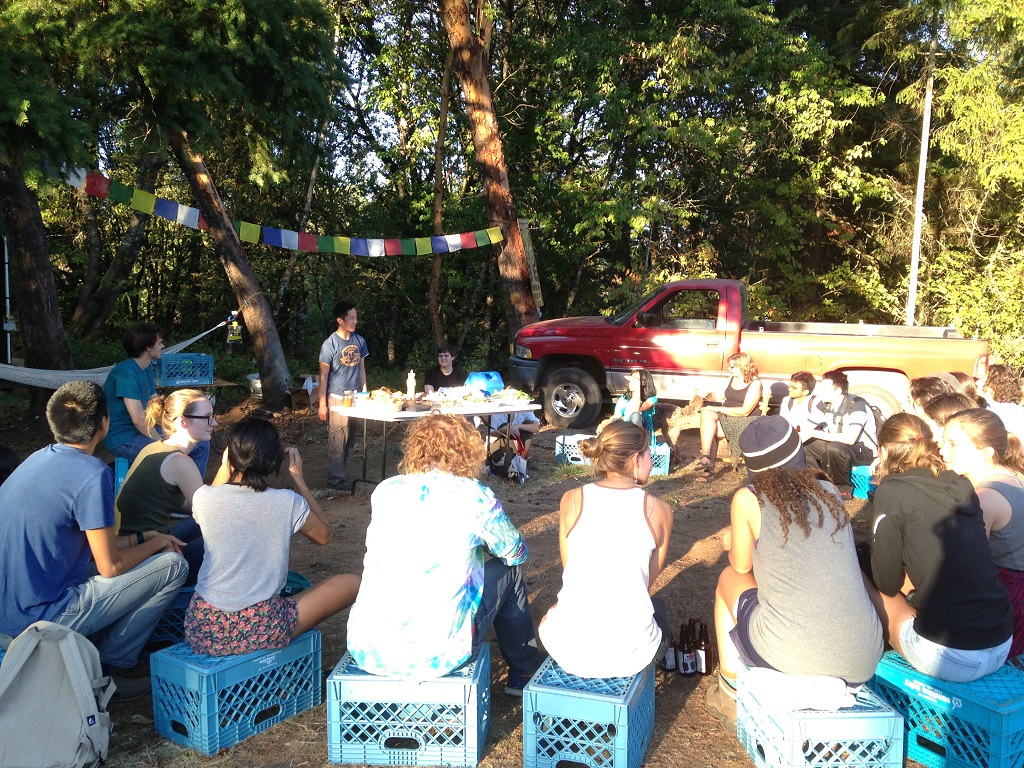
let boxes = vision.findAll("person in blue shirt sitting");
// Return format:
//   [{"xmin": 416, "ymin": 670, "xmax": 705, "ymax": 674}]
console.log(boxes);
[{"xmin": 614, "ymin": 368, "xmax": 658, "ymax": 444}]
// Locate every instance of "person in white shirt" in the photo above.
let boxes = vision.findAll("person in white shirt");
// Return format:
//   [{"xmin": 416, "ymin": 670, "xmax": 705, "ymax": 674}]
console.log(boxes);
[{"xmin": 779, "ymin": 371, "xmax": 823, "ymax": 441}]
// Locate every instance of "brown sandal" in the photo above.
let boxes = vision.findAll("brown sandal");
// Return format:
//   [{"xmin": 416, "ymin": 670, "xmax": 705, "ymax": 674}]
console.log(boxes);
[
  {"xmin": 695, "ymin": 468, "xmax": 714, "ymax": 483},
  {"xmin": 693, "ymin": 454, "xmax": 713, "ymax": 471}
]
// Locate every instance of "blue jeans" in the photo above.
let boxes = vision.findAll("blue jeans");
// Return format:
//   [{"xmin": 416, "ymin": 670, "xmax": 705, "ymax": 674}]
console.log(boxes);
[
  {"xmin": 473, "ymin": 559, "xmax": 544, "ymax": 685},
  {"xmin": 111, "ymin": 433, "xmax": 211, "ymax": 479},
  {"xmin": 52, "ymin": 552, "xmax": 187, "ymax": 668}
]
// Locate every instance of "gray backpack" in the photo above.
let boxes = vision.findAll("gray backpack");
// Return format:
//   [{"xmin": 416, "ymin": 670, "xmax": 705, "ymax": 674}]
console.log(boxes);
[{"xmin": 0, "ymin": 621, "xmax": 115, "ymax": 768}]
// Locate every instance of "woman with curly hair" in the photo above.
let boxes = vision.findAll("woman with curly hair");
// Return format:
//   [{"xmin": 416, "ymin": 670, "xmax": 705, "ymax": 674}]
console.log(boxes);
[
  {"xmin": 942, "ymin": 408, "xmax": 1024, "ymax": 657},
  {"xmin": 184, "ymin": 418, "xmax": 359, "ymax": 656},
  {"xmin": 705, "ymin": 417, "xmax": 882, "ymax": 732},
  {"xmin": 870, "ymin": 413, "xmax": 1012, "ymax": 682},
  {"xmin": 695, "ymin": 352, "xmax": 762, "ymax": 481},
  {"xmin": 539, "ymin": 419, "xmax": 673, "ymax": 678},
  {"xmin": 346, "ymin": 413, "xmax": 544, "ymax": 693}
]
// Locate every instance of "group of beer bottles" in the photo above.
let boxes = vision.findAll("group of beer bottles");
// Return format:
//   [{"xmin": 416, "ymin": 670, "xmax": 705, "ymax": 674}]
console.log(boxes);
[{"xmin": 663, "ymin": 618, "xmax": 713, "ymax": 677}]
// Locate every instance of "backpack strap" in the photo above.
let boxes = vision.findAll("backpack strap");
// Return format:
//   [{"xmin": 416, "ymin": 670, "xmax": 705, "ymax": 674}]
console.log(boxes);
[
  {"xmin": 56, "ymin": 628, "xmax": 112, "ymax": 760},
  {"xmin": 0, "ymin": 625, "xmax": 44, "ymax": 700},
  {"xmin": 837, "ymin": 395, "xmax": 867, "ymax": 444}
]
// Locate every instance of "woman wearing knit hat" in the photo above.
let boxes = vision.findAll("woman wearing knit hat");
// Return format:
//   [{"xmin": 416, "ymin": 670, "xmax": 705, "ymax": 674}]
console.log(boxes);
[{"xmin": 705, "ymin": 416, "xmax": 883, "ymax": 731}]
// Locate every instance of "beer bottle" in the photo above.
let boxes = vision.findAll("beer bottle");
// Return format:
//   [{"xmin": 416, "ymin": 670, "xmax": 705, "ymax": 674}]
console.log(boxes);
[
  {"xmin": 663, "ymin": 633, "xmax": 676, "ymax": 671},
  {"xmin": 696, "ymin": 621, "xmax": 713, "ymax": 675},
  {"xmin": 674, "ymin": 624, "xmax": 687, "ymax": 675},
  {"xmin": 679, "ymin": 624, "xmax": 696, "ymax": 676}
]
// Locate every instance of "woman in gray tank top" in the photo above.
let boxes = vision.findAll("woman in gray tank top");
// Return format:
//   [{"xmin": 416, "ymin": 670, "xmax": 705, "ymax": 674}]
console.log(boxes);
[
  {"xmin": 942, "ymin": 408, "xmax": 1024, "ymax": 657},
  {"xmin": 705, "ymin": 416, "xmax": 882, "ymax": 732}
]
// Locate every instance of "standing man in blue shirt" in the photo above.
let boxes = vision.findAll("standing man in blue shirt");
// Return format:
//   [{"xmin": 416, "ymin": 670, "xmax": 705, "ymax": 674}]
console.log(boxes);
[{"xmin": 319, "ymin": 301, "xmax": 369, "ymax": 490}]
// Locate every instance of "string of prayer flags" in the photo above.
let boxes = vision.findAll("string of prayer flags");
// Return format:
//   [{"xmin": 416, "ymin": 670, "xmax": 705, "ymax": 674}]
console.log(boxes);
[{"xmin": 65, "ymin": 168, "xmax": 505, "ymax": 256}]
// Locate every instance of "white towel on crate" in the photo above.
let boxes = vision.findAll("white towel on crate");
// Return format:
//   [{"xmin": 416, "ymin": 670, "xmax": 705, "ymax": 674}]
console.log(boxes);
[{"xmin": 745, "ymin": 668, "xmax": 858, "ymax": 712}]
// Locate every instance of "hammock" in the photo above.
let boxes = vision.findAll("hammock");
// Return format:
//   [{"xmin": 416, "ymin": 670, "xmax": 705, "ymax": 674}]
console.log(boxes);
[{"xmin": 0, "ymin": 322, "xmax": 226, "ymax": 389}]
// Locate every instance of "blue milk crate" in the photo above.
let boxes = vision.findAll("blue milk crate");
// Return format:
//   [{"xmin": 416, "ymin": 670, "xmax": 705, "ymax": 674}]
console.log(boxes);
[
  {"xmin": 554, "ymin": 434, "xmax": 596, "ymax": 465},
  {"xmin": 851, "ymin": 464, "xmax": 873, "ymax": 499},
  {"xmin": 152, "ymin": 353, "xmax": 215, "ymax": 387},
  {"xmin": 649, "ymin": 442, "xmax": 671, "ymax": 476},
  {"xmin": 737, "ymin": 671, "xmax": 903, "ymax": 768},
  {"xmin": 150, "ymin": 630, "xmax": 321, "ymax": 755},
  {"xmin": 869, "ymin": 650, "xmax": 1024, "ymax": 768},
  {"xmin": 523, "ymin": 657, "xmax": 655, "ymax": 768},
  {"xmin": 327, "ymin": 644, "xmax": 490, "ymax": 766}
]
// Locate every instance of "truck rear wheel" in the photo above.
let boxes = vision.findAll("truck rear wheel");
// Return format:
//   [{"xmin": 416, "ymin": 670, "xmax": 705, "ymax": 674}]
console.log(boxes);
[
  {"xmin": 849, "ymin": 383, "xmax": 903, "ymax": 420},
  {"xmin": 543, "ymin": 368, "xmax": 602, "ymax": 429}
]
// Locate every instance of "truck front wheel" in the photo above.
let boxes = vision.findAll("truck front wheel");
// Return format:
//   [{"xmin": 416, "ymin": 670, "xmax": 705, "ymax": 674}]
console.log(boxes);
[{"xmin": 543, "ymin": 368, "xmax": 602, "ymax": 429}]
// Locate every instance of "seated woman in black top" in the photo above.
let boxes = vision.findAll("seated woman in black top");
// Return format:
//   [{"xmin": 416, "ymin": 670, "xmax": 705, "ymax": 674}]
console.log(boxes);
[{"xmin": 869, "ymin": 413, "xmax": 1012, "ymax": 682}]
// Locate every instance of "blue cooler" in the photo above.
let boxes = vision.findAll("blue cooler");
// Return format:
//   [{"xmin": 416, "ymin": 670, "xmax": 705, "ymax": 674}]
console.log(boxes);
[{"xmin": 465, "ymin": 371, "xmax": 504, "ymax": 395}]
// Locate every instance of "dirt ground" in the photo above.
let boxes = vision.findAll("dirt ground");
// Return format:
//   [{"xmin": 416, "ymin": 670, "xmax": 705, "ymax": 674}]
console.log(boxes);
[{"xmin": 0, "ymin": 394, "xmax": 879, "ymax": 768}]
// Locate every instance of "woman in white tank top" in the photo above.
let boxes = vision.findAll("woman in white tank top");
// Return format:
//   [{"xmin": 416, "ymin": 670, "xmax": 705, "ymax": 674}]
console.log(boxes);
[{"xmin": 539, "ymin": 419, "xmax": 673, "ymax": 677}]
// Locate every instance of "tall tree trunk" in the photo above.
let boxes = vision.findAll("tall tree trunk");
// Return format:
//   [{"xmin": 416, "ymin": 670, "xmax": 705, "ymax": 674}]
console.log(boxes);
[
  {"xmin": 0, "ymin": 150, "xmax": 73, "ymax": 409},
  {"xmin": 168, "ymin": 130, "xmax": 292, "ymax": 408},
  {"xmin": 428, "ymin": 49, "xmax": 455, "ymax": 347},
  {"xmin": 439, "ymin": 0, "xmax": 538, "ymax": 348}
]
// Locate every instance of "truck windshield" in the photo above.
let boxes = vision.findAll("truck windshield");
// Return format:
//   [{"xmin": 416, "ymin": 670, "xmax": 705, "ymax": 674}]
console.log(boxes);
[{"xmin": 607, "ymin": 289, "xmax": 661, "ymax": 326}]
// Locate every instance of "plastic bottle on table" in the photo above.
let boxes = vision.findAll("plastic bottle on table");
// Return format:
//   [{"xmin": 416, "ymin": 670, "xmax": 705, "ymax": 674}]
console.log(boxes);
[{"xmin": 406, "ymin": 369, "xmax": 416, "ymax": 399}]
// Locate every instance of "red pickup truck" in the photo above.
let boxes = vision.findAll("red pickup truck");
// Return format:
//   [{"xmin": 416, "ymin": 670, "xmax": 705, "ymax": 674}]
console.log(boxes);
[{"xmin": 508, "ymin": 279, "xmax": 989, "ymax": 428}]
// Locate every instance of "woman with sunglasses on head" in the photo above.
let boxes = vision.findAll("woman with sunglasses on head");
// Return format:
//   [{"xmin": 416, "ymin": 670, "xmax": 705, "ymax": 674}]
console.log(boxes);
[
  {"xmin": 116, "ymin": 388, "xmax": 215, "ymax": 584},
  {"xmin": 539, "ymin": 418, "xmax": 674, "ymax": 678},
  {"xmin": 869, "ymin": 413, "xmax": 1012, "ymax": 682},
  {"xmin": 695, "ymin": 353, "xmax": 762, "ymax": 481},
  {"xmin": 614, "ymin": 368, "xmax": 658, "ymax": 445},
  {"xmin": 184, "ymin": 417, "xmax": 359, "ymax": 656}
]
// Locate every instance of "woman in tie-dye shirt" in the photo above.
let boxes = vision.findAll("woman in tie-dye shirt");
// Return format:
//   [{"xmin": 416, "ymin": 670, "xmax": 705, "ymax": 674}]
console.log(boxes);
[{"xmin": 346, "ymin": 413, "xmax": 544, "ymax": 694}]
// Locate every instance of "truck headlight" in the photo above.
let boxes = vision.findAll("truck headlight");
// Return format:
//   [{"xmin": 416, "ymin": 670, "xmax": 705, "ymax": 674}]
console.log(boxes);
[{"xmin": 514, "ymin": 345, "xmax": 532, "ymax": 360}]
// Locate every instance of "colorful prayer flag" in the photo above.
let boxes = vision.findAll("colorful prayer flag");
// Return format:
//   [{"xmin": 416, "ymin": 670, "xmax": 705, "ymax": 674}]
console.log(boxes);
[
  {"xmin": 84, "ymin": 173, "xmax": 110, "ymax": 198},
  {"xmin": 280, "ymin": 230, "xmax": 299, "ymax": 250},
  {"xmin": 368, "ymin": 239, "xmax": 385, "ymax": 258},
  {"xmin": 401, "ymin": 239, "xmax": 417, "ymax": 256},
  {"xmin": 262, "ymin": 227, "xmax": 283, "ymax": 247},
  {"xmin": 107, "ymin": 181, "xmax": 133, "ymax": 205},
  {"xmin": 486, "ymin": 226, "xmax": 503, "ymax": 244},
  {"xmin": 384, "ymin": 239, "xmax": 403, "ymax": 256},
  {"xmin": 415, "ymin": 238, "xmax": 432, "ymax": 255},
  {"xmin": 297, "ymin": 232, "xmax": 318, "ymax": 252},
  {"xmin": 129, "ymin": 189, "xmax": 156, "ymax": 214},
  {"xmin": 351, "ymin": 238, "xmax": 369, "ymax": 256},
  {"xmin": 445, "ymin": 234, "xmax": 463, "ymax": 252},
  {"xmin": 239, "ymin": 221, "xmax": 260, "ymax": 243},
  {"xmin": 317, "ymin": 235, "xmax": 336, "ymax": 253},
  {"xmin": 460, "ymin": 232, "xmax": 477, "ymax": 249},
  {"xmin": 430, "ymin": 236, "xmax": 449, "ymax": 253},
  {"xmin": 65, "ymin": 168, "xmax": 88, "ymax": 189}
]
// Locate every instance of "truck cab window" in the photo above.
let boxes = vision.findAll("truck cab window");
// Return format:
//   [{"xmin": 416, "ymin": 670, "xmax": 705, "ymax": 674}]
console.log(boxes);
[{"xmin": 652, "ymin": 291, "xmax": 719, "ymax": 330}]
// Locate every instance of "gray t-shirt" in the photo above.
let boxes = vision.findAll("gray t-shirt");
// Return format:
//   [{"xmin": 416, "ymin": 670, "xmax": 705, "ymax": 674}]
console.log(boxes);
[
  {"xmin": 192, "ymin": 484, "xmax": 310, "ymax": 612},
  {"xmin": 749, "ymin": 480, "xmax": 883, "ymax": 685}
]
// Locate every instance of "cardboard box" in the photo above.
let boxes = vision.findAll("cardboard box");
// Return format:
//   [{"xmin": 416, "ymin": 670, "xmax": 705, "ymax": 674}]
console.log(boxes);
[{"xmin": 288, "ymin": 383, "xmax": 319, "ymax": 414}]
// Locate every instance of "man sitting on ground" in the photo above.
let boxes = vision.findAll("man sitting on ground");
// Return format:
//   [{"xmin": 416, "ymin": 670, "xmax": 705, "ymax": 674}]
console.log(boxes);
[
  {"xmin": 424, "ymin": 342, "xmax": 468, "ymax": 394},
  {"xmin": 0, "ymin": 381, "xmax": 188, "ymax": 699},
  {"xmin": 801, "ymin": 370, "xmax": 877, "ymax": 495}
]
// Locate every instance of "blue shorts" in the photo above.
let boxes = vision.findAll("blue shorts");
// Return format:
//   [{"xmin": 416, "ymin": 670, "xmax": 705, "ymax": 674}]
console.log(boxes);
[
  {"xmin": 898, "ymin": 618, "xmax": 1011, "ymax": 683},
  {"xmin": 728, "ymin": 589, "xmax": 777, "ymax": 672}
]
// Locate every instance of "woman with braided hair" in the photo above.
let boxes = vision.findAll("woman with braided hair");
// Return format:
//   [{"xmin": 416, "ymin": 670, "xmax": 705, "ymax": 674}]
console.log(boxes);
[
  {"xmin": 869, "ymin": 413, "xmax": 1011, "ymax": 682},
  {"xmin": 705, "ymin": 416, "xmax": 882, "ymax": 732},
  {"xmin": 183, "ymin": 417, "xmax": 359, "ymax": 656}
]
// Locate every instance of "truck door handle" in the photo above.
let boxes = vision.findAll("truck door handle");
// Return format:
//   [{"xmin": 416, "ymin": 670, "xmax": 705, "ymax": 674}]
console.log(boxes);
[{"xmin": 706, "ymin": 342, "xmax": 719, "ymax": 349}]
